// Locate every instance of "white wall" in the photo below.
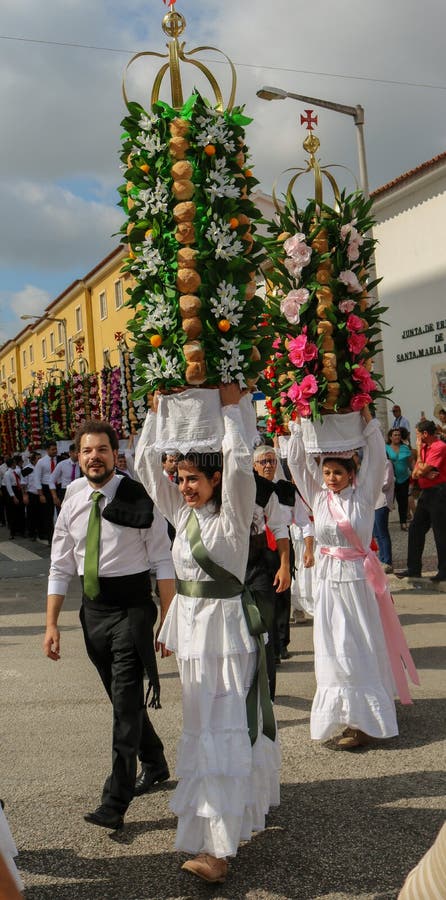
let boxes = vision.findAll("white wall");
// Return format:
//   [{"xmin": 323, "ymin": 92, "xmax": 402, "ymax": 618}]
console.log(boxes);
[{"xmin": 373, "ymin": 165, "xmax": 446, "ymax": 435}]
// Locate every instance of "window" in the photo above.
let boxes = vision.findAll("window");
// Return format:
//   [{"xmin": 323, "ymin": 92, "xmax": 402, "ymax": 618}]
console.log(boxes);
[
  {"xmin": 22, "ymin": 349, "xmax": 27, "ymax": 368},
  {"xmin": 114, "ymin": 280, "xmax": 123, "ymax": 309},
  {"xmin": 67, "ymin": 338, "xmax": 74, "ymax": 364},
  {"xmin": 50, "ymin": 332, "xmax": 55, "ymax": 353},
  {"xmin": 99, "ymin": 291, "xmax": 108, "ymax": 320},
  {"xmin": 29, "ymin": 344, "xmax": 34, "ymax": 364},
  {"xmin": 75, "ymin": 306, "xmax": 82, "ymax": 332},
  {"xmin": 10, "ymin": 357, "xmax": 14, "ymax": 373},
  {"xmin": 1, "ymin": 364, "xmax": 5, "ymax": 380},
  {"xmin": 57, "ymin": 322, "xmax": 63, "ymax": 346},
  {"xmin": 42, "ymin": 338, "xmax": 47, "ymax": 359}
]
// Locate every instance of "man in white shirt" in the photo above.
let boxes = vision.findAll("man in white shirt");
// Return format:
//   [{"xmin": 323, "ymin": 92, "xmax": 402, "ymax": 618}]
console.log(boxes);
[
  {"xmin": 34, "ymin": 439, "xmax": 58, "ymax": 542},
  {"xmin": 2, "ymin": 457, "xmax": 26, "ymax": 539},
  {"xmin": 22, "ymin": 452, "xmax": 42, "ymax": 540},
  {"xmin": 43, "ymin": 419, "xmax": 175, "ymax": 831},
  {"xmin": 49, "ymin": 443, "xmax": 81, "ymax": 506},
  {"xmin": 391, "ymin": 404, "xmax": 411, "ymax": 436}
]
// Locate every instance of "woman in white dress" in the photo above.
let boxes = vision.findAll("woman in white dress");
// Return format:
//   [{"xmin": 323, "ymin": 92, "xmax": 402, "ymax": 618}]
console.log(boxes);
[
  {"xmin": 136, "ymin": 384, "xmax": 280, "ymax": 883},
  {"xmin": 0, "ymin": 803, "xmax": 23, "ymax": 896},
  {"xmin": 287, "ymin": 406, "xmax": 399, "ymax": 750}
]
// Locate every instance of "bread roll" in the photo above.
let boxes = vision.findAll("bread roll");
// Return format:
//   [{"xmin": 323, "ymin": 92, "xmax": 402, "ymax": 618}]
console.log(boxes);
[
  {"xmin": 185, "ymin": 362, "xmax": 207, "ymax": 384},
  {"xmin": 311, "ymin": 228, "xmax": 329, "ymax": 253},
  {"xmin": 184, "ymin": 341, "xmax": 205, "ymax": 363},
  {"xmin": 244, "ymin": 280, "xmax": 257, "ymax": 300},
  {"xmin": 170, "ymin": 117, "xmax": 190, "ymax": 137},
  {"xmin": 177, "ymin": 268, "xmax": 201, "ymax": 293},
  {"xmin": 171, "ymin": 160, "xmax": 193, "ymax": 180},
  {"xmin": 317, "ymin": 320, "xmax": 333, "ymax": 335},
  {"xmin": 182, "ymin": 317, "xmax": 202, "ymax": 340},
  {"xmin": 172, "ymin": 180, "xmax": 195, "ymax": 201},
  {"xmin": 169, "ymin": 137, "xmax": 190, "ymax": 158},
  {"xmin": 179, "ymin": 295, "xmax": 201, "ymax": 318},
  {"xmin": 173, "ymin": 201, "xmax": 196, "ymax": 223},
  {"xmin": 175, "ymin": 223, "xmax": 195, "ymax": 244},
  {"xmin": 177, "ymin": 247, "xmax": 198, "ymax": 269}
]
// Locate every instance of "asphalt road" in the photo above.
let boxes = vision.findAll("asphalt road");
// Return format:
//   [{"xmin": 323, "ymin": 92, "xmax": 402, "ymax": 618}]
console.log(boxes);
[{"xmin": 0, "ymin": 520, "xmax": 445, "ymax": 900}]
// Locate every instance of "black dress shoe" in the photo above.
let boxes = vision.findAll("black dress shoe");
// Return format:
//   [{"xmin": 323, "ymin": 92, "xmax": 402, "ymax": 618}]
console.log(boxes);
[
  {"xmin": 84, "ymin": 805, "xmax": 124, "ymax": 830},
  {"xmin": 396, "ymin": 570, "xmax": 420, "ymax": 579},
  {"xmin": 430, "ymin": 573, "xmax": 446, "ymax": 583},
  {"xmin": 134, "ymin": 763, "xmax": 170, "ymax": 796},
  {"xmin": 280, "ymin": 647, "xmax": 291, "ymax": 660}
]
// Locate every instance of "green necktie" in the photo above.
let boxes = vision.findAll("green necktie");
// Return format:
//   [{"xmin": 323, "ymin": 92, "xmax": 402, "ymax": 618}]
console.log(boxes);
[{"xmin": 84, "ymin": 491, "xmax": 102, "ymax": 600}]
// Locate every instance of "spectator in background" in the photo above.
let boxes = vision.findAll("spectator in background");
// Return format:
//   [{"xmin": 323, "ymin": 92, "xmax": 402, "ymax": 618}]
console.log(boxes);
[
  {"xmin": 2, "ymin": 458, "xmax": 25, "ymax": 540},
  {"xmin": 392, "ymin": 404, "xmax": 411, "ymax": 436},
  {"xmin": 373, "ymin": 458, "xmax": 395, "ymax": 573},
  {"xmin": 22, "ymin": 452, "xmax": 42, "ymax": 540},
  {"xmin": 399, "ymin": 419, "xmax": 446, "ymax": 583},
  {"xmin": 162, "ymin": 452, "xmax": 179, "ymax": 484},
  {"xmin": 34, "ymin": 440, "xmax": 58, "ymax": 543},
  {"xmin": 49, "ymin": 443, "xmax": 81, "ymax": 506},
  {"xmin": 386, "ymin": 428, "xmax": 413, "ymax": 531},
  {"xmin": 435, "ymin": 407, "xmax": 446, "ymax": 441}
]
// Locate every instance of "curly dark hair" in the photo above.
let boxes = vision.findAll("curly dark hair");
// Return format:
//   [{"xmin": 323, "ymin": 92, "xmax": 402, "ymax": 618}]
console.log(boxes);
[{"xmin": 75, "ymin": 420, "xmax": 119, "ymax": 452}]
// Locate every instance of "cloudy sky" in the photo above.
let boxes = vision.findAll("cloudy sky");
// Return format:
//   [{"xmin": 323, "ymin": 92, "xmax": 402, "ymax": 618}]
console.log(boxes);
[{"xmin": 1, "ymin": 0, "xmax": 445, "ymax": 345}]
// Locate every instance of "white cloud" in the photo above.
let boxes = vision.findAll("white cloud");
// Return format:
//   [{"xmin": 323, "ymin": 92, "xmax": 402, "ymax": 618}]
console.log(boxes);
[{"xmin": 0, "ymin": 285, "xmax": 51, "ymax": 346}]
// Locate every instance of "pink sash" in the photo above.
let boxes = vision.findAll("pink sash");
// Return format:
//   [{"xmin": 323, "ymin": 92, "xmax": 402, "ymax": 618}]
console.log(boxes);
[{"xmin": 320, "ymin": 491, "xmax": 419, "ymax": 705}]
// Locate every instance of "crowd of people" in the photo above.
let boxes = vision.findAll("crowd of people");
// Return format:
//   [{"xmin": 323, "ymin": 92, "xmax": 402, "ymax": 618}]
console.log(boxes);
[{"xmin": 1, "ymin": 396, "xmax": 445, "ymax": 892}]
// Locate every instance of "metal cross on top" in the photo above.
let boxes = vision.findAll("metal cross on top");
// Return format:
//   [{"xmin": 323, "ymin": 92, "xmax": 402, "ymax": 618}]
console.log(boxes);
[{"xmin": 300, "ymin": 109, "xmax": 318, "ymax": 131}]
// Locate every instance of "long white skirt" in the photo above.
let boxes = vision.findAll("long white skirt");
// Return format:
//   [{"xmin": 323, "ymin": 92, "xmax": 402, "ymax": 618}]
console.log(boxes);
[
  {"xmin": 311, "ymin": 577, "xmax": 398, "ymax": 741},
  {"xmin": 0, "ymin": 806, "xmax": 23, "ymax": 893},
  {"xmin": 290, "ymin": 524, "xmax": 315, "ymax": 618},
  {"xmin": 160, "ymin": 594, "xmax": 281, "ymax": 858}
]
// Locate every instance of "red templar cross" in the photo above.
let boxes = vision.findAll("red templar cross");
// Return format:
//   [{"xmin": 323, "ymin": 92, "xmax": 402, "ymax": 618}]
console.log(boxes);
[{"xmin": 300, "ymin": 109, "xmax": 318, "ymax": 131}]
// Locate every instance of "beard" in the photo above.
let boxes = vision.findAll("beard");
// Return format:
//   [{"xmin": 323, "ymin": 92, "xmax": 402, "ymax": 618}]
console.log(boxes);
[{"xmin": 80, "ymin": 462, "xmax": 116, "ymax": 486}]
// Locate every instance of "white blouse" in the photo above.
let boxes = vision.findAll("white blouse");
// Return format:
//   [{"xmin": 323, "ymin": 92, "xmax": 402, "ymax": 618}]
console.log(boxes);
[{"xmin": 287, "ymin": 419, "xmax": 385, "ymax": 583}]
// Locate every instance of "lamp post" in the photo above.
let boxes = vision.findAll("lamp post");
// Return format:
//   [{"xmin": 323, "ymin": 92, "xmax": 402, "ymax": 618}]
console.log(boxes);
[
  {"xmin": 21, "ymin": 314, "xmax": 70, "ymax": 379},
  {"xmin": 256, "ymin": 85, "xmax": 369, "ymax": 197}
]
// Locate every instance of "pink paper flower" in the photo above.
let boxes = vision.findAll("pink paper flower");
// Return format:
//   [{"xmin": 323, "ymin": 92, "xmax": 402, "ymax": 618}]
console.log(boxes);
[
  {"xmin": 339, "ymin": 269, "xmax": 362, "ymax": 293},
  {"xmin": 284, "ymin": 257, "xmax": 302, "ymax": 279},
  {"xmin": 280, "ymin": 288, "xmax": 309, "ymax": 324},
  {"xmin": 346, "ymin": 313, "xmax": 364, "ymax": 332},
  {"xmin": 272, "ymin": 337, "xmax": 282, "ymax": 350},
  {"xmin": 283, "ymin": 233, "xmax": 306, "ymax": 256},
  {"xmin": 338, "ymin": 299, "xmax": 356, "ymax": 314},
  {"xmin": 288, "ymin": 334, "xmax": 318, "ymax": 367},
  {"xmin": 351, "ymin": 392, "xmax": 372, "ymax": 411},
  {"xmin": 299, "ymin": 374, "xmax": 318, "ymax": 397},
  {"xmin": 347, "ymin": 332, "xmax": 367, "ymax": 355},
  {"xmin": 352, "ymin": 365, "xmax": 377, "ymax": 392}
]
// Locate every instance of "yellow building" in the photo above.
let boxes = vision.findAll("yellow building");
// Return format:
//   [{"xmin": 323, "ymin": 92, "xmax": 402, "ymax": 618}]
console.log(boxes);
[{"xmin": 0, "ymin": 246, "xmax": 134, "ymax": 407}]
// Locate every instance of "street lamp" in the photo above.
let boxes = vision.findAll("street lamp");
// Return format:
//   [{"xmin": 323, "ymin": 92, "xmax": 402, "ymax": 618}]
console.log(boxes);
[
  {"xmin": 21, "ymin": 314, "xmax": 70, "ymax": 379},
  {"xmin": 256, "ymin": 85, "xmax": 369, "ymax": 197}
]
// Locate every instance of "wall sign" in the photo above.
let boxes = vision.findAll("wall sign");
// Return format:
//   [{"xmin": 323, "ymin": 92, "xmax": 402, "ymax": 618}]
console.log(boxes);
[{"xmin": 396, "ymin": 318, "xmax": 446, "ymax": 363}]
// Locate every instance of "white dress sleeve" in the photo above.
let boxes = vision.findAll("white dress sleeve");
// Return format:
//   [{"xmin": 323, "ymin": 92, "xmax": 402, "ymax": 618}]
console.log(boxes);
[
  {"xmin": 356, "ymin": 418, "xmax": 387, "ymax": 506},
  {"xmin": 220, "ymin": 405, "xmax": 256, "ymax": 538},
  {"xmin": 135, "ymin": 411, "xmax": 183, "ymax": 527},
  {"xmin": 287, "ymin": 423, "xmax": 321, "ymax": 509}
]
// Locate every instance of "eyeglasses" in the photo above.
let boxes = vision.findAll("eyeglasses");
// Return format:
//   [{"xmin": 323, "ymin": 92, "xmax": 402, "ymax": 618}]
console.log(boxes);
[{"xmin": 256, "ymin": 458, "xmax": 277, "ymax": 467}]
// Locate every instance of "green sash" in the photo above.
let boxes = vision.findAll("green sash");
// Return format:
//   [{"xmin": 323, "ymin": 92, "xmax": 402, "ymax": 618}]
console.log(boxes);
[{"xmin": 175, "ymin": 510, "xmax": 276, "ymax": 746}]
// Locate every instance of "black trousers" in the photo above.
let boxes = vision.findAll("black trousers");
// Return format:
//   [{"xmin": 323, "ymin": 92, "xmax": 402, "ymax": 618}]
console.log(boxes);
[
  {"xmin": 394, "ymin": 478, "xmax": 410, "ymax": 525},
  {"xmin": 26, "ymin": 492, "xmax": 42, "ymax": 539},
  {"xmin": 80, "ymin": 600, "xmax": 165, "ymax": 814},
  {"xmin": 407, "ymin": 484, "xmax": 446, "ymax": 578},
  {"xmin": 40, "ymin": 485, "xmax": 55, "ymax": 542}
]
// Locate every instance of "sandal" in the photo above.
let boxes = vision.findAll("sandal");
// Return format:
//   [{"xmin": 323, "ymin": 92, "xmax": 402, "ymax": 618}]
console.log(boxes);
[
  {"xmin": 333, "ymin": 728, "xmax": 371, "ymax": 750},
  {"xmin": 400, "ymin": 523, "xmax": 408, "ymax": 531}
]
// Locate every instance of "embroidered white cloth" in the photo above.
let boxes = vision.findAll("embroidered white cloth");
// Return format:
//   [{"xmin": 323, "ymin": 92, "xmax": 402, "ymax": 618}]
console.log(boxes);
[
  {"xmin": 288, "ymin": 419, "xmax": 398, "ymax": 741},
  {"xmin": 154, "ymin": 389, "xmax": 259, "ymax": 453},
  {"xmin": 136, "ymin": 405, "xmax": 281, "ymax": 858},
  {"xmin": 301, "ymin": 411, "xmax": 366, "ymax": 455}
]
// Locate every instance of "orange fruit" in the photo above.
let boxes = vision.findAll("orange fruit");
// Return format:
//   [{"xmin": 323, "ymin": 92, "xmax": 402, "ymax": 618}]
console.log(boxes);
[
  {"xmin": 204, "ymin": 144, "xmax": 216, "ymax": 156},
  {"xmin": 218, "ymin": 319, "xmax": 231, "ymax": 332},
  {"xmin": 150, "ymin": 335, "xmax": 163, "ymax": 348},
  {"xmin": 229, "ymin": 217, "xmax": 239, "ymax": 229}
]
